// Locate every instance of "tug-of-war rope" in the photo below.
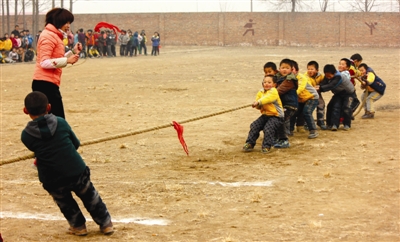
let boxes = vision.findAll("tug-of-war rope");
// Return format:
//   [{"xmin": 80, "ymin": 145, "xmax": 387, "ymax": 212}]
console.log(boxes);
[
  {"xmin": 1, "ymin": 76, "xmax": 368, "ymax": 166},
  {"xmin": 0, "ymin": 104, "xmax": 251, "ymax": 166}
]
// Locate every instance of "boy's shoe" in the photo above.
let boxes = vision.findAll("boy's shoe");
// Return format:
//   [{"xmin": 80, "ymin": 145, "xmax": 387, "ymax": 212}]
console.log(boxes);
[
  {"xmin": 261, "ymin": 147, "xmax": 271, "ymax": 154},
  {"xmin": 296, "ymin": 126, "xmax": 306, "ymax": 133},
  {"xmin": 308, "ymin": 131, "xmax": 319, "ymax": 139},
  {"xmin": 362, "ymin": 112, "xmax": 375, "ymax": 119},
  {"xmin": 68, "ymin": 224, "xmax": 88, "ymax": 236},
  {"xmin": 331, "ymin": 125, "xmax": 338, "ymax": 131},
  {"xmin": 343, "ymin": 125, "xmax": 351, "ymax": 131},
  {"xmin": 317, "ymin": 123, "xmax": 328, "ymax": 130},
  {"xmin": 273, "ymin": 140, "xmax": 290, "ymax": 148},
  {"xmin": 100, "ymin": 221, "xmax": 114, "ymax": 235},
  {"xmin": 242, "ymin": 143, "xmax": 254, "ymax": 152}
]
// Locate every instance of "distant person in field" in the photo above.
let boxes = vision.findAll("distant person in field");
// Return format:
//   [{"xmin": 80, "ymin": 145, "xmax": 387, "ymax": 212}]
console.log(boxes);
[
  {"xmin": 151, "ymin": 32, "xmax": 160, "ymax": 56},
  {"xmin": 358, "ymin": 63, "xmax": 386, "ymax": 119},
  {"xmin": 32, "ymin": 7, "xmax": 82, "ymax": 119},
  {"xmin": 21, "ymin": 91, "xmax": 114, "ymax": 236},
  {"xmin": 243, "ymin": 75, "xmax": 284, "ymax": 154}
]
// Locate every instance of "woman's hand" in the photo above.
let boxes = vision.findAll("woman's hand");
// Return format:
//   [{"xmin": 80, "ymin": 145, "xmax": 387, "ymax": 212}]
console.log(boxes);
[
  {"xmin": 67, "ymin": 54, "xmax": 79, "ymax": 65},
  {"xmin": 73, "ymin": 42, "xmax": 82, "ymax": 54}
]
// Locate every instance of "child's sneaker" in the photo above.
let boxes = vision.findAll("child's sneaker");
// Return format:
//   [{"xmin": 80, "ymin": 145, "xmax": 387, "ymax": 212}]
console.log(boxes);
[
  {"xmin": 343, "ymin": 125, "xmax": 351, "ymax": 131},
  {"xmin": 261, "ymin": 147, "xmax": 271, "ymax": 154},
  {"xmin": 68, "ymin": 224, "xmax": 88, "ymax": 236},
  {"xmin": 362, "ymin": 112, "xmax": 374, "ymax": 119},
  {"xmin": 331, "ymin": 125, "xmax": 338, "ymax": 131},
  {"xmin": 242, "ymin": 143, "xmax": 254, "ymax": 152},
  {"xmin": 273, "ymin": 140, "xmax": 290, "ymax": 148},
  {"xmin": 100, "ymin": 221, "xmax": 114, "ymax": 235},
  {"xmin": 317, "ymin": 122, "xmax": 328, "ymax": 130},
  {"xmin": 308, "ymin": 130, "xmax": 319, "ymax": 139}
]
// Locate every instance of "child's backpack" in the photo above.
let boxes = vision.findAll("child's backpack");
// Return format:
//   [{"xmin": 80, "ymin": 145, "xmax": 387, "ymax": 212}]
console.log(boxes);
[{"xmin": 366, "ymin": 67, "xmax": 386, "ymax": 95}]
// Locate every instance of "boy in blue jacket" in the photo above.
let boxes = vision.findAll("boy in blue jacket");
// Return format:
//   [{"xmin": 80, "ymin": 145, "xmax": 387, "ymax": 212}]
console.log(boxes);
[{"xmin": 21, "ymin": 91, "xmax": 113, "ymax": 236}]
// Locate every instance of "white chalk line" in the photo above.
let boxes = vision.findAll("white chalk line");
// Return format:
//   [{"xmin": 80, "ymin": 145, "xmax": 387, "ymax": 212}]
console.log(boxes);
[
  {"xmin": 0, "ymin": 180, "xmax": 274, "ymax": 187},
  {"xmin": 0, "ymin": 211, "xmax": 169, "ymax": 226}
]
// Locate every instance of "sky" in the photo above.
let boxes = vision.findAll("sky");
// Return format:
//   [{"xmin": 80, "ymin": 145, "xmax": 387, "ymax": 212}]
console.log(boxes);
[{"xmin": 69, "ymin": 0, "xmax": 398, "ymax": 14}]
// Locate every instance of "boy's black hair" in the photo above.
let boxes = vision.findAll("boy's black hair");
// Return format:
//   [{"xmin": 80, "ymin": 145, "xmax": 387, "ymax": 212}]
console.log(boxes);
[
  {"xmin": 307, "ymin": 61, "xmax": 319, "ymax": 70},
  {"xmin": 358, "ymin": 63, "xmax": 369, "ymax": 70},
  {"xmin": 280, "ymin": 58, "xmax": 293, "ymax": 68},
  {"xmin": 45, "ymin": 8, "xmax": 74, "ymax": 29},
  {"xmin": 340, "ymin": 58, "xmax": 353, "ymax": 68},
  {"xmin": 350, "ymin": 53, "xmax": 363, "ymax": 61},
  {"xmin": 291, "ymin": 59, "xmax": 299, "ymax": 72},
  {"xmin": 24, "ymin": 91, "xmax": 48, "ymax": 116},
  {"xmin": 263, "ymin": 62, "xmax": 277, "ymax": 71},
  {"xmin": 264, "ymin": 74, "xmax": 278, "ymax": 83},
  {"xmin": 323, "ymin": 64, "xmax": 337, "ymax": 75}
]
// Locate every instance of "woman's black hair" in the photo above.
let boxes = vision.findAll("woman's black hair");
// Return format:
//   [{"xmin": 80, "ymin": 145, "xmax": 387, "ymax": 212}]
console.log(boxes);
[{"xmin": 45, "ymin": 8, "xmax": 74, "ymax": 29}]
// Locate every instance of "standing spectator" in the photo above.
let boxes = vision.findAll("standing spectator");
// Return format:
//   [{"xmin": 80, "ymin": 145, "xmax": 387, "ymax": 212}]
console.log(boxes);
[
  {"xmin": 25, "ymin": 30, "xmax": 34, "ymax": 49},
  {"xmin": 32, "ymin": 8, "xmax": 82, "ymax": 119},
  {"xmin": 93, "ymin": 30, "xmax": 100, "ymax": 51},
  {"xmin": 132, "ymin": 31, "xmax": 139, "ymax": 56},
  {"xmin": 139, "ymin": 31, "xmax": 147, "ymax": 55},
  {"xmin": 151, "ymin": 32, "xmax": 160, "ymax": 56},
  {"xmin": 105, "ymin": 30, "xmax": 113, "ymax": 57},
  {"xmin": 35, "ymin": 30, "xmax": 42, "ymax": 47},
  {"xmin": 109, "ymin": 31, "xmax": 116, "ymax": 57},
  {"xmin": 77, "ymin": 29, "xmax": 86, "ymax": 58},
  {"xmin": 11, "ymin": 25, "xmax": 20, "ymax": 38},
  {"xmin": 118, "ymin": 30, "xmax": 129, "ymax": 56},
  {"xmin": 85, "ymin": 29, "xmax": 95, "ymax": 57},
  {"xmin": 96, "ymin": 31, "xmax": 107, "ymax": 57},
  {"xmin": 137, "ymin": 33, "xmax": 142, "ymax": 54},
  {"xmin": 67, "ymin": 30, "xmax": 74, "ymax": 50},
  {"xmin": 126, "ymin": 30, "xmax": 134, "ymax": 57}
]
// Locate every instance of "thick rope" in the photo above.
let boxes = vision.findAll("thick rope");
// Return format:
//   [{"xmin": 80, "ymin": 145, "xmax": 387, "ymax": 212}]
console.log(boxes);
[{"xmin": 0, "ymin": 104, "xmax": 251, "ymax": 166}]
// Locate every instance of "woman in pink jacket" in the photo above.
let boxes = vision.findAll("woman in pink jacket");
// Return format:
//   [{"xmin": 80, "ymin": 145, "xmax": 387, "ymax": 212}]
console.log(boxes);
[{"xmin": 32, "ymin": 8, "xmax": 82, "ymax": 119}]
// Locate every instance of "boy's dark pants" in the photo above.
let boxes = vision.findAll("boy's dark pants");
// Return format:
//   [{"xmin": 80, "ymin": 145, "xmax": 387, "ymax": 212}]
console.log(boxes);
[
  {"xmin": 277, "ymin": 107, "xmax": 297, "ymax": 140},
  {"xmin": 43, "ymin": 166, "xmax": 111, "ymax": 228},
  {"xmin": 290, "ymin": 99, "xmax": 318, "ymax": 131},
  {"xmin": 246, "ymin": 115, "xmax": 283, "ymax": 149},
  {"xmin": 327, "ymin": 94, "xmax": 353, "ymax": 127},
  {"xmin": 316, "ymin": 91, "xmax": 326, "ymax": 125}
]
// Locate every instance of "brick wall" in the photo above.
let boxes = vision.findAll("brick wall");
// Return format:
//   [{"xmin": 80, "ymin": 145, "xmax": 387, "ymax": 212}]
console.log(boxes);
[{"xmin": 5, "ymin": 12, "xmax": 400, "ymax": 47}]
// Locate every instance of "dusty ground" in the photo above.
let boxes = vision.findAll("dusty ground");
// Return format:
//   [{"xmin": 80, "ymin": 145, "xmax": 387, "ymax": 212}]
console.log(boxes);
[{"xmin": 0, "ymin": 46, "xmax": 399, "ymax": 242}]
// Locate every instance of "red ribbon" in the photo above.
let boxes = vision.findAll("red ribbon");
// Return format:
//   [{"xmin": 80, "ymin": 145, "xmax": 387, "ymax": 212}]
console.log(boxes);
[{"xmin": 172, "ymin": 121, "xmax": 189, "ymax": 156}]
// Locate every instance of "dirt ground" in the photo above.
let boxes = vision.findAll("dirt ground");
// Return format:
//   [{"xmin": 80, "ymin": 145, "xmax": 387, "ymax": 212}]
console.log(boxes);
[{"xmin": 0, "ymin": 46, "xmax": 399, "ymax": 242}]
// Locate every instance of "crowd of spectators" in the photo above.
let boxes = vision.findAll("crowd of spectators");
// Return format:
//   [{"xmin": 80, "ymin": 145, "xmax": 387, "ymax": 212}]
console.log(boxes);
[{"xmin": 0, "ymin": 24, "xmax": 162, "ymax": 64}]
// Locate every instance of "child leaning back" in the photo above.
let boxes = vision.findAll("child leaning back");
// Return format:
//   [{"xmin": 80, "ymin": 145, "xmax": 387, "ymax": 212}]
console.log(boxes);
[
  {"xmin": 21, "ymin": 91, "xmax": 114, "ymax": 236},
  {"xmin": 243, "ymin": 75, "xmax": 284, "ymax": 154}
]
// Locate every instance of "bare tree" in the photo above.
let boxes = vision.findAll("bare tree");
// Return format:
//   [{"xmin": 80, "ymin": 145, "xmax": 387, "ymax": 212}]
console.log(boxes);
[
  {"xmin": 14, "ymin": 0, "xmax": 17, "ymax": 26},
  {"xmin": 261, "ymin": 0, "xmax": 301, "ymax": 12},
  {"xmin": 397, "ymin": 0, "xmax": 400, "ymax": 11},
  {"xmin": 2, "ymin": 0, "xmax": 5, "ymax": 35},
  {"xmin": 349, "ymin": 0, "xmax": 378, "ymax": 12},
  {"xmin": 319, "ymin": 0, "xmax": 329, "ymax": 12},
  {"xmin": 7, "ymin": 0, "xmax": 10, "ymax": 34}
]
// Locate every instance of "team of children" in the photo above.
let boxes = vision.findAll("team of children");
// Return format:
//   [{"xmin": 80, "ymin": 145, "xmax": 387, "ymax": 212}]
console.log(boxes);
[{"xmin": 243, "ymin": 54, "xmax": 386, "ymax": 153}]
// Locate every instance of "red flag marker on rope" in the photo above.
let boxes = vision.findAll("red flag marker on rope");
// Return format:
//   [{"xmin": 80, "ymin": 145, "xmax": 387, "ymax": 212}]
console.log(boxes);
[{"xmin": 172, "ymin": 121, "xmax": 189, "ymax": 156}]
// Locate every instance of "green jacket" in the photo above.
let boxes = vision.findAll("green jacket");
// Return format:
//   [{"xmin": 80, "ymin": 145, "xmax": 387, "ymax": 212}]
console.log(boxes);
[{"xmin": 21, "ymin": 114, "xmax": 86, "ymax": 186}]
